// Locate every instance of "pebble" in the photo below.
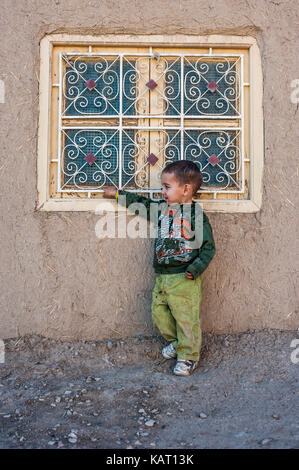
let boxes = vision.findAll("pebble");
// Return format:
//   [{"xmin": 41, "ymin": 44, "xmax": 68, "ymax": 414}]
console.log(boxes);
[
  {"xmin": 140, "ymin": 432, "xmax": 149, "ymax": 437},
  {"xmin": 55, "ymin": 397, "xmax": 61, "ymax": 403},
  {"xmin": 68, "ymin": 437, "xmax": 77, "ymax": 444},
  {"xmin": 48, "ymin": 441, "xmax": 56, "ymax": 446},
  {"xmin": 261, "ymin": 438, "xmax": 273, "ymax": 445},
  {"xmin": 107, "ymin": 341, "xmax": 113, "ymax": 350},
  {"xmin": 92, "ymin": 412, "xmax": 99, "ymax": 417},
  {"xmin": 272, "ymin": 414, "xmax": 280, "ymax": 420},
  {"xmin": 234, "ymin": 431, "xmax": 246, "ymax": 438},
  {"xmin": 178, "ymin": 407, "xmax": 184, "ymax": 412},
  {"xmin": 166, "ymin": 412, "xmax": 172, "ymax": 416},
  {"xmin": 145, "ymin": 419, "xmax": 155, "ymax": 427},
  {"xmin": 199, "ymin": 412, "xmax": 208, "ymax": 419},
  {"xmin": 138, "ymin": 408, "xmax": 145, "ymax": 414}
]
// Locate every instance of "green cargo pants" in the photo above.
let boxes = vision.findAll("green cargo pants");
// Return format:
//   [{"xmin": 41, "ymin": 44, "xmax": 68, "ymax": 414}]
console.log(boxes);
[{"xmin": 152, "ymin": 272, "xmax": 203, "ymax": 361}]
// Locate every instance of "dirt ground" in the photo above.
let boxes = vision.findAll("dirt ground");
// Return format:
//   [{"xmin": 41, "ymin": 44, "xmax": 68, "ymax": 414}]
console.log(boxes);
[{"xmin": 0, "ymin": 329, "xmax": 298, "ymax": 449}]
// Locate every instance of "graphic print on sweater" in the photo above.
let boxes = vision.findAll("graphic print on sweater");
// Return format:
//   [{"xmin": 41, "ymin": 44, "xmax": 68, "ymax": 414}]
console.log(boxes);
[{"xmin": 155, "ymin": 205, "xmax": 198, "ymax": 265}]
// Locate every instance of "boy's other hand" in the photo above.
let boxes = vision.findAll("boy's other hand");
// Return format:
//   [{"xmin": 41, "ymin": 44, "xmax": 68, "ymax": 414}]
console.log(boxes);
[
  {"xmin": 103, "ymin": 186, "xmax": 117, "ymax": 198},
  {"xmin": 185, "ymin": 271, "xmax": 194, "ymax": 279}
]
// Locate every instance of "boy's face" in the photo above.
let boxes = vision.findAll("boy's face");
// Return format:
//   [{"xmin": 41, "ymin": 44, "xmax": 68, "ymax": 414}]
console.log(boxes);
[{"xmin": 161, "ymin": 172, "xmax": 193, "ymax": 205}]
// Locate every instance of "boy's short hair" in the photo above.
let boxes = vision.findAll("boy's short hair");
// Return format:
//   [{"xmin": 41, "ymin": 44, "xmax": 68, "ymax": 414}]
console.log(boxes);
[{"xmin": 162, "ymin": 160, "xmax": 202, "ymax": 196}]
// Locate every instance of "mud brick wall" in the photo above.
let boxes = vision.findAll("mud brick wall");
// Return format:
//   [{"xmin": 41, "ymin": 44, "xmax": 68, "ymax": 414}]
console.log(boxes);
[{"xmin": 0, "ymin": 0, "xmax": 297, "ymax": 339}]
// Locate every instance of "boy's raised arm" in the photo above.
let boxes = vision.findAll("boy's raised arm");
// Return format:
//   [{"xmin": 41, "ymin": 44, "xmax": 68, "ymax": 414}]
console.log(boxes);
[{"xmin": 103, "ymin": 186, "xmax": 164, "ymax": 222}]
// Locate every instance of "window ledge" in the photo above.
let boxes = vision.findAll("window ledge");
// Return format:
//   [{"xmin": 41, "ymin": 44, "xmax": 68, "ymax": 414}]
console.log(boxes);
[{"xmin": 36, "ymin": 197, "xmax": 261, "ymax": 213}]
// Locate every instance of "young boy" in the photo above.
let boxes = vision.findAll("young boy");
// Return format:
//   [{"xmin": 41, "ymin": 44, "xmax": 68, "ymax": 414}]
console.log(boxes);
[{"xmin": 103, "ymin": 161, "xmax": 216, "ymax": 376}]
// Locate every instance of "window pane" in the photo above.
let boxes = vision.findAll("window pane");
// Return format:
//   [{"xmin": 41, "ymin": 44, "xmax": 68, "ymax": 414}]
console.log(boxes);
[
  {"xmin": 62, "ymin": 129, "xmax": 119, "ymax": 188},
  {"xmin": 184, "ymin": 57, "xmax": 240, "ymax": 117},
  {"xmin": 63, "ymin": 56, "xmax": 120, "ymax": 116},
  {"xmin": 184, "ymin": 129, "xmax": 241, "ymax": 189}
]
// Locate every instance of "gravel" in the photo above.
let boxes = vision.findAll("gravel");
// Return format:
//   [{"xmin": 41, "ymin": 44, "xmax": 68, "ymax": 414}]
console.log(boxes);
[{"xmin": 0, "ymin": 329, "xmax": 298, "ymax": 449}]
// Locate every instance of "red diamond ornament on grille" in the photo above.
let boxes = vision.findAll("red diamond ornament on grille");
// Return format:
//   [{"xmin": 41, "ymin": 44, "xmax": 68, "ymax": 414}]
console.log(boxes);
[
  {"xmin": 147, "ymin": 153, "xmax": 158, "ymax": 165},
  {"xmin": 207, "ymin": 80, "xmax": 219, "ymax": 92},
  {"xmin": 208, "ymin": 153, "xmax": 220, "ymax": 166},
  {"xmin": 84, "ymin": 153, "xmax": 97, "ymax": 165},
  {"xmin": 146, "ymin": 79, "xmax": 158, "ymax": 91},
  {"xmin": 85, "ymin": 78, "xmax": 97, "ymax": 90}
]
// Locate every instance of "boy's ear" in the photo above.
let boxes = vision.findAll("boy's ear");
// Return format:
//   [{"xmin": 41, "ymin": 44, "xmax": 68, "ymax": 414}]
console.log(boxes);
[{"xmin": 184, "ymin": 183, "xmax": 193, "ymax": 194}]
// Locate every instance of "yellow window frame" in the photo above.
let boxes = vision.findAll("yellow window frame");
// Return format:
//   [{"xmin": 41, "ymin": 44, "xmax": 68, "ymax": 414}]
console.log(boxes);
[{"xmin": 37, "ymin": 34, "xmax": 264, "ymax": 213}]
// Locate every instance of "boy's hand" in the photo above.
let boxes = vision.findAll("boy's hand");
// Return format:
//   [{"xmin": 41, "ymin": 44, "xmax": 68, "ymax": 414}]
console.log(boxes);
[
  {"xmin": 185, "ymin": 271, "xmax": 194, "ymax": 279},
  {"xmin": 103, "ymin": 186, "xmax": 117, "ymax": 198}
]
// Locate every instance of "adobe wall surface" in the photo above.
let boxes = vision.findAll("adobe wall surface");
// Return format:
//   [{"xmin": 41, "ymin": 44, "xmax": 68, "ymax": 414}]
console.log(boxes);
[{"xmin": 0, "ymin": 0, "xmax": 298, "ymax": 340}]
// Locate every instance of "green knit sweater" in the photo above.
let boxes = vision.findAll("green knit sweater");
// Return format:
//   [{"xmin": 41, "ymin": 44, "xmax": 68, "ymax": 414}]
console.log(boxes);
[{"xmin": 116, "ymin": 189, "xmax": 216, "ymax": 279}]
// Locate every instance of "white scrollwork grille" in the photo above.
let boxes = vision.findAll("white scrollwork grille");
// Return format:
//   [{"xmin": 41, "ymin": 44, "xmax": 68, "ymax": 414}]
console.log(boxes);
[{"xmin": 58, "ymin": 50, "xmax": 244, "ymax": 196}]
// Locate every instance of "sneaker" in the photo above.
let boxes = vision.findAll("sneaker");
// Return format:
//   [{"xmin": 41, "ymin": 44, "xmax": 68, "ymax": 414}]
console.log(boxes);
[
  {"xmin": 162, "ymin": 343, "xmax": 177, "ymax": 359},
  {"xmin": 173, "ymin": 359, "xmax": 198, "ymax": 376}
]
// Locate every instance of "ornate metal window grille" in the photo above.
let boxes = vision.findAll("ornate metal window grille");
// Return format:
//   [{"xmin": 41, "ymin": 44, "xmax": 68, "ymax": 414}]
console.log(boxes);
[{"xmin": 57, "ymin": 50, "xmax": 245, "ymax": 197}]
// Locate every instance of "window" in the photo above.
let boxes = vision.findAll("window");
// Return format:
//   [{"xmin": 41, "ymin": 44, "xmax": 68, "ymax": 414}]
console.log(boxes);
[{"xmin": 37, "ymin": 34, "xmax": 263, "ymax": 212}]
